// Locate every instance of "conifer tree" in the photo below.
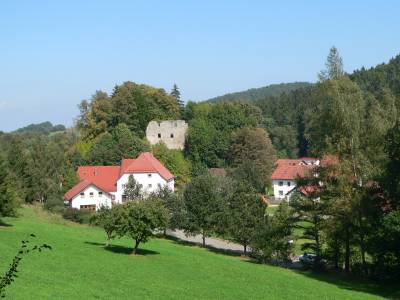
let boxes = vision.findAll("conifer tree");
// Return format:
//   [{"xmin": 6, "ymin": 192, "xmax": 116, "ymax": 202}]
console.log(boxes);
[
  {"xmin": 170, "ymin": 84, "xmax": 184, "ymax": 113},
  {"xmin": 318, "ymin": 46, "xmax": 345, "ymax": 81}
]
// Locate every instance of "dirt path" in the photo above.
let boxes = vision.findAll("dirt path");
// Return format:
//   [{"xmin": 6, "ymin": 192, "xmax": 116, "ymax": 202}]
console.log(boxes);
[{"xmin": 166, "ymin": 229, "xmax": 245, "ymax": 253}]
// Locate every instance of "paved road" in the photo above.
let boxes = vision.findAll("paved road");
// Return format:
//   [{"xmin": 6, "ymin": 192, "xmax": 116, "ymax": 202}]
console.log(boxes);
[{"xmin": 166, "ymin": 229, "xmax": 245, "ymax": 253}]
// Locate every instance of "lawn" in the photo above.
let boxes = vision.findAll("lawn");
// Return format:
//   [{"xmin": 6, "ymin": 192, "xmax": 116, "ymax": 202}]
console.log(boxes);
[{"xmin": 0, "ymin": 206, "xmax": 397, "ymax": 300}]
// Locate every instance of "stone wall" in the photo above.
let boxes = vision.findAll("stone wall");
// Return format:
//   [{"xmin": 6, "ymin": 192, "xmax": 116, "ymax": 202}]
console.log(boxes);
[{"xmin": 146, "ymin": 120, "xmax": 188, "ymax": 150}]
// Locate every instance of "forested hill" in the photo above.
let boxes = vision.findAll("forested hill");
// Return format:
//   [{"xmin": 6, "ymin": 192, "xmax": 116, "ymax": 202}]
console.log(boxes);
[
  {"xmin": 13, "ymin": 121, "xmax": 66, "ymax": 135},
  {"xmin": 207, "ymin": 82, "xmax": 312, "ymax": 103},
  {"xmin": 350, "ymin": 54, "xmax": 400, "ymax": 97}
]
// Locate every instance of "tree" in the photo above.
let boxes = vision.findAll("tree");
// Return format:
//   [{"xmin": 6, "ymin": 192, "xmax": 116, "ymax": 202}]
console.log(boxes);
[
  {"xmin": 0, "ymin": 155, "xmax": 19, "ymax": 221},
  {"xmin": 123, "ymin": 175, "xmax": 143, "ymax": 202},
  {"xmin": 152, "ymin": 143, "xmax": 191, "ymax": 187},
  {"xmin": 90, "ymin": 205, "xmax": 124, "ymax": 246},
  {"xmin": 117, "ymin": 197, "xmax": 168, "ymax": 254},
  {"xmin": 318, "ymin": 46, "xmax": 344, "ymax": 81},
  {"xmin": 183, "ymin": 173, "xmax": 232, "ymax": 246},
  {"xmin": 229, "ymin": 127, "xmax": 276, "ymax": 191},
  {"xmin": 170, "ymin": 84, "xmax": 184, "ymax": 113},
  {"xmin": 225, "ymin": 182, "xmax": 266, "ymax": 254},
  {"xmin": 291, "ymin": 190, "xmax": 326, "ymax": 268},
  {"xmin": 251, "ymin": 202, "xmax": 295, "ymax": 264}
]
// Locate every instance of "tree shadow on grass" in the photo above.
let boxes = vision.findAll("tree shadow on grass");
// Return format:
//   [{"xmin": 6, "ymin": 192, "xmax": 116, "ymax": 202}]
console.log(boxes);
[
  {"xmin": 0, "ymin": 219, "xmax": 12, "ymax": 228},
  {"xmin": 163, "ymin": 235, "xmax": 243, "ymax": 258},
  {"xmin": 84, "ymin": 241, "xmax": 159, "ymax": 256},
  {"xmin": 295, "ymin": 270, "xmax": 400, "ymax": 299}
]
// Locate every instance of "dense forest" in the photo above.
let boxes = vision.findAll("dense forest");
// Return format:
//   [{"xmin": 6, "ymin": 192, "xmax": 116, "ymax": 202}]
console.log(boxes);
[
  {"xmin": 1, "ymin": 48, "xmax": 400, "ymax": 280},
  {"xmin": 207, "ymin": 82, "xmax": 312, "ymax": 103}
]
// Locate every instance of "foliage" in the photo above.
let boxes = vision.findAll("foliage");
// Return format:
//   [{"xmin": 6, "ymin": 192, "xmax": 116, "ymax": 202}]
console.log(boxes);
[
  {"xmin": 62, "ymin": 208, "xmax": 93, "ymax": 224},
  {"xmin": 90, "ymin": 205, "xmax": 124, "ymax": 246},
  {"xmin": 0, "ymin": 234, "xmax": 51, "ymax": 298},
  {"xmin": 182, "ymin": 173, "xmax": 233, "ymax": 246},
  {"xmin": 116, "ymin": 197, "xmax": 169, "ymax": 254},
  {"xmin": 14, "ymin": 121, "xmax": 65, "ymax": 135},
  {"xmin": 318, "ymin": 46, "xmax": 345, "ymax": 81},
  {"xmin": 224, "ymin": 182, "xmax": 266, "ymax": 254},
  {"xmin": 251, "ymin": 202, "xmax": 295, "ymax": 264},
  {"xmin": 229, "ymin": 127, "xmax": 276, "ymax": 191},
  {"xmin": 207, "ymin": 82, "xmax": 312, "ymax": 103},
  {"xmin": 0, "ymin": 155, "xmax": 19, "ymax": 219},
  {"xmin": 152, "ymin": 143, "xmax": 191, "ymax": 187},
  {"xmin": 123, "ymin": 175, "xmax": 143, "ymax": 202},
  {"xmin": 77, "ymin": 82, "xmax": 181, "ymax": 139}
]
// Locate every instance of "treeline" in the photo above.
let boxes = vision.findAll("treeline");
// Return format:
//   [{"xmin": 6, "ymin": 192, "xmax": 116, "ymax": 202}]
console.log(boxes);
[{"xmin": 207, "ymin": 82, "xmax": 312, "ymax": 103}]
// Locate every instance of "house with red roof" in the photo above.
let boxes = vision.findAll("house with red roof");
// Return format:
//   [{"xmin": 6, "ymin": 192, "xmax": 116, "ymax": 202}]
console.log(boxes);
[
  {"xmin": 271, "ymin": 157, "xmax": 320, "ymax": 200},
  {"xmin": 64, "ymin": 152, "xmax": 174, "ymax": 211}
]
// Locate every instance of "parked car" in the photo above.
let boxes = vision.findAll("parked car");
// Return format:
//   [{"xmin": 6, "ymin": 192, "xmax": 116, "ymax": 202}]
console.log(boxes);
[
  {"xmin": 299, "ymin": 253, "xmax": 327, "ymax": 265},
  {"xmin": 299, "ymin": 253, "xmax": 316, "ymax": 264}
]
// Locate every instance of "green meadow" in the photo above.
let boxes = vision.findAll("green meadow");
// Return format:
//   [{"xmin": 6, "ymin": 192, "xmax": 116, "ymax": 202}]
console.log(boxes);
[{"xmin": 0, "ymin": 206, "xmax": 397, "ymax": 300}]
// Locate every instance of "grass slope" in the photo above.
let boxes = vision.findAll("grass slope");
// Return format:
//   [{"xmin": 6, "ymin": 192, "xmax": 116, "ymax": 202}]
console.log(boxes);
[{"xmin": 0, "ymin": 206, "xmax": 396, "ymax": 300}]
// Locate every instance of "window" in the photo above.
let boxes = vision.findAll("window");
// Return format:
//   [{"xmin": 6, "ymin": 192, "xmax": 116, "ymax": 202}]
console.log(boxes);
[
  {"xmin": 89, "ymin": 192, "xmax": 94, "ymax": 197},
  {"xmin": 158, "ymin": 133, "xmax": 161, "ymax": 138},
  {"xmin": 287, "ymin": 181, "xmax": 291, "ymax": 187},
  {"xmin": 148, "ymin": 173, "xmax": 152, "ymax": 178},
  {"xmin": 122, "ymin": 195, "xmax": 127, "ymax": 202},
  {"xmin": 170, "ymin": 133, "xmax": 174, "ymax": 138},
  {"xmin": 80, "ymin": 205, "xmax": 96, "ymax": 211},
  {"xmin": 98, "ymin": 191, "xmax": 103, "ymax": 197},
  {"xmin": 278, "ymin": 181, "xmax": 283, "ymax": 186},
  {"xmin": 148, "ymin": 184, "xmax": 152, "ymax": 188},
  {"xmin": 80, "ymin": 192, "xmax": 84, "ymax": 198},
  {"xmin": 122, "ymin": 184, "xmax": 126, "ymax": 189},
  {"xmin": 279, "ymin": 190, "xmax": 284, "ymax": 196}
]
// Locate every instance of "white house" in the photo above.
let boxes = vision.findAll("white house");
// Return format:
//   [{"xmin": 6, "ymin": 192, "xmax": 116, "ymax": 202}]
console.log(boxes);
[
  {"xmin": 271, "ymin": 157, "xmax": 319, "ymax": 200},
  {"xmin": 64, "ymin": 152, "xmax": 174, "ymax": 211}
]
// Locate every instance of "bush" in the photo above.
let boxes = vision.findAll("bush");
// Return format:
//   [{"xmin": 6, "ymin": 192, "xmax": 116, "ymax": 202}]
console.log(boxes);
[
  {"xmin": 44, "ymin": 194, "xmax": 65, "ymax": 213},
  {"xmin": 62, "ymin": 208, "xmax": 93, "ymax": 224}
]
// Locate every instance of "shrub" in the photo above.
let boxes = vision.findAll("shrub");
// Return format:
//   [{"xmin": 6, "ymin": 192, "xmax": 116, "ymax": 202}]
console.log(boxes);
[{"xmin": 62, "ymin": 208, "xmax": 92, "ymax": 224}]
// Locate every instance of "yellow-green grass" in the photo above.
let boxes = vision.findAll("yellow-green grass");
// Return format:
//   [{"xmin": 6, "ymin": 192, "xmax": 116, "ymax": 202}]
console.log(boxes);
[{"xmin": 0, "ymin": 206, "xmax": 397, "ymax": 300}]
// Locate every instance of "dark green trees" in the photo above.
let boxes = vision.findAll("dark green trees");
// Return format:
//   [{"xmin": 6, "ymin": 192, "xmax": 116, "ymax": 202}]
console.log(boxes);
[
  {"xmin": 0, "ymin": 155, "xmax": 19, "ymax": 221},
  {"xmin": 182, "ymin": 173, "xmax": 232, "ymax": 246}
]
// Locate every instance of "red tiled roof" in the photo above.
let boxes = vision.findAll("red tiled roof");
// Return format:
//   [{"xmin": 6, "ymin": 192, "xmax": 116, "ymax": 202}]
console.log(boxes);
[
  {"xmin": 64, "ymin": 152, "xmax": 174, "ymax": 200},
  {"xmin": 77, "ymin": 166, "xmax": 120, "ymax": 192},
  {"xmin": 121, "ymin": 152, "xmax": 174, "ymax": 181},
  {"xmin": 271, "ymin": 159, "xmax": 315, "ymax": 180},
  {"xmin": 64, "ymin": 179, "xmax": 92, "ymax": 200}
]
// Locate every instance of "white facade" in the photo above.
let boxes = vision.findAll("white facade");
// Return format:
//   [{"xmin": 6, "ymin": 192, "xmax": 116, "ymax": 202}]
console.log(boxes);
[
  {"xmin": 114, "ymin": 172, "xmax": 174, "ymax": 204},
  {"xmin": 71, "ymin": 185, "xmax": 112, "ymax": 210},
  {"xmin": 272, "ymin": 179, "xmax": 296, "ymax": 200}
]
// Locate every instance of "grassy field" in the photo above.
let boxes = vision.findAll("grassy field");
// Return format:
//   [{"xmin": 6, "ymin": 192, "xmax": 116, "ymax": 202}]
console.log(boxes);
[{"xmin": 0, "ymin": 206, "xmax": 398, "ymax": 300}]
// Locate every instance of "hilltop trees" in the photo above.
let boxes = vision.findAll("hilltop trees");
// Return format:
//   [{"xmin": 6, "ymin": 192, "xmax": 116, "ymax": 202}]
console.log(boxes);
[
  {"xmin": 229, "ymin": 127, "xmax": 276, "ymax": 192},
  {"xmin": 318, "ymin": 46, "xmax": 345, "ymax": 81},
  {"xmin": 170, "ymin": 84, "xmax": 184, "ymax": 113}
]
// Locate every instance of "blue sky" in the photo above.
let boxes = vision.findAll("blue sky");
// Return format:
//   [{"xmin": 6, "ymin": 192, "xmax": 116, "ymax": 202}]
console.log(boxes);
[{"xmin": 1, "ymin": 1, "xmax": 399, "ymax": 131}]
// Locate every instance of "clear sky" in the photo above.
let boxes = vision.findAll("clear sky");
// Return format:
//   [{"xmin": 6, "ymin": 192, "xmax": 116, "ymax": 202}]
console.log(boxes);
[{"xmin": 1, "ymin": 0, "xmax": 399, "ymax": 131}]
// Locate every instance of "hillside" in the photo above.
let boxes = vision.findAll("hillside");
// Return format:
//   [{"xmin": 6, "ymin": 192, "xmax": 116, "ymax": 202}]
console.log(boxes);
[
  {"xmin": 14, "ymin": 121, "xmax": 66, "ymax": 135},
  {"xmin": 0, "ymin": 206, "xmax": 397, "ymax": 300},
  {"xmin": 207, "ymin": 82, "xmax": 312, "ymax": 103}
]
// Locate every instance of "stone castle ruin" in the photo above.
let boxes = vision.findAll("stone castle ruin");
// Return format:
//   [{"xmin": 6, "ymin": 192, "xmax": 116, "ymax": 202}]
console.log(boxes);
[{"xmin": 146, "ymin": 120, "xmax": 188, "ymax": 150}]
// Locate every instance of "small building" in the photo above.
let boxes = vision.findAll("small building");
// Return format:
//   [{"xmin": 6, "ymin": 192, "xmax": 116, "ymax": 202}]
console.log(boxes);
[
  {"xmin": 146, "ymin": 120, "xmax": 188, "ymax": 150},
  {"xmin": 64, "ymin": 152, "xmax": 174, "ymax": 211},
  {"xmin": 271, "ymin": 157, "xmax": 319, "ymax": 200}
]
